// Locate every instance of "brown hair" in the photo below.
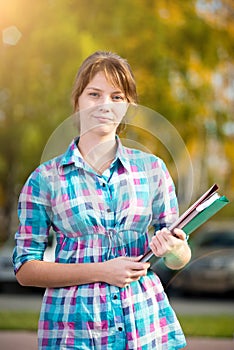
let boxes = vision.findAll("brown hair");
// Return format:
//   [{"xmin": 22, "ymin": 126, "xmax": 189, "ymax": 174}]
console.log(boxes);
[{"xmin": 71, "ymin": 51, "xmax": 138, "ymax": 134}]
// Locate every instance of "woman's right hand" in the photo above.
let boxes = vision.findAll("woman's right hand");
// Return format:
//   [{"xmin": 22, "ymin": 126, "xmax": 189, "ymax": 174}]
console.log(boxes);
[
  {"xmin": 101, "ymin": 256, "xmax": 150, "ymax": 288},
  {"xmin": 15, "ymin": 256, "xmax": 150, "ymax": 289}
]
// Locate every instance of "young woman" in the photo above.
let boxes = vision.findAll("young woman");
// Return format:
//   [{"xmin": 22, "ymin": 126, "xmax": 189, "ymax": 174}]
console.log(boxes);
[{"xmin": 13, "ymin": 51, "xmax": 191, "ymax": 349}]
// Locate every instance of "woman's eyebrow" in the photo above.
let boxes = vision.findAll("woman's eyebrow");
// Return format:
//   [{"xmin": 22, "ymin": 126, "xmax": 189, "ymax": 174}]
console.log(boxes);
[
  {"xmin": 86, "ymin": 86, "xmax": 123, "ymax": 94},
  {"xmin": 86, "ymin": 87, "xmax": 102, "ymax": 91}
]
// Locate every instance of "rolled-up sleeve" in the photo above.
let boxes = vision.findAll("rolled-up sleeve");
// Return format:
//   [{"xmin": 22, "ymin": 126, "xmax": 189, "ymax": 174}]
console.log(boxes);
[{"xmin": 13, "ymin": 169, "xmax": 52, "ymax": 273}]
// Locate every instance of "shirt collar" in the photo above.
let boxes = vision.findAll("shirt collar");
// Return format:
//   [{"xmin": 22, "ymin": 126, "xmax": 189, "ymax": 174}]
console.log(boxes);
[
  {"xmin": 115, "ymin": 136, "xmax": 132, "ymax": 173},
  {"xmin": 57, "ymin": 137, "xmax": 85, "ymax": 173},
  {"xmin": 57, "ymin": 136, "xmax": 132, "ymax": 174}
]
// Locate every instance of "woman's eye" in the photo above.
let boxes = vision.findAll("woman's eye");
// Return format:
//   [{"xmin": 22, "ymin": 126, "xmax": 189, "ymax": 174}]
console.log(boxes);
[
  {"xmin": 89, "ymin": 92, "xmax": 100, "ymax": 98},
  {"xmin": 112, "ymin": 95, "xmax": 124, "ymax": 101}
]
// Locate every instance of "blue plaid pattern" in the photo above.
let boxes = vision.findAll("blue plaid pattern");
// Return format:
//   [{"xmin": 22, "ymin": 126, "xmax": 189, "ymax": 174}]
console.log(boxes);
[{"xmin": 13, "ymin": 137, "xmax": 186, "ymax": 349}]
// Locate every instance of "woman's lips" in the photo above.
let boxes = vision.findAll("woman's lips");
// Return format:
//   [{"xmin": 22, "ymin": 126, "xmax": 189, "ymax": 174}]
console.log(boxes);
[{"xmin": 93, "ymin": 115, "xmax": 113, "ymax": 122}]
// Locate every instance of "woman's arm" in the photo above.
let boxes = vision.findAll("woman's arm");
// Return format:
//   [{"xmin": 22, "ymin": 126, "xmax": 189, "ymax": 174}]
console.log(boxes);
[
  {"xmin": 149, "ymin": 228, "xmax": 191, "ymax": 270},
  {"xmin": 16, "ymin": 256, "xmax": 150, "ymax": 289}
]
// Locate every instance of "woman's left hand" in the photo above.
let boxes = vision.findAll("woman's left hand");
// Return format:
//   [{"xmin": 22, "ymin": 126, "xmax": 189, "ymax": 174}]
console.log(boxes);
[
  {"xmin": 149, "ymin": 227, "xmax": 185, "ymax": 257},
  {"xmin": 149, "ymin": 228, "xmax": 191, "ymax": 269}
]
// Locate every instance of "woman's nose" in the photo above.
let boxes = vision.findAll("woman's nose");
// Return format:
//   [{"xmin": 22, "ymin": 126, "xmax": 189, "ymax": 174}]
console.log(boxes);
[
  {"xmin": 98, "ymin": 104, "xmax": 110, "ymax": 113},
  {"xmin": 98, "ymin": 96, "xmax": 112, "ymax": 111}
]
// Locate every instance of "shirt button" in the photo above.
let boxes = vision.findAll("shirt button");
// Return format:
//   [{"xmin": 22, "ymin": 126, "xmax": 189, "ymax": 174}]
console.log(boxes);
[
  {"xmin": 113, "ymin": 295, "xmax": 118, "ymax": 300},
  {"xmin": 118, "ymin": 327, "xmax": 123, "ymax": 331},
  {"xmin": 106, "ymin": 208, "xmax": 111, "ymax": 213}
]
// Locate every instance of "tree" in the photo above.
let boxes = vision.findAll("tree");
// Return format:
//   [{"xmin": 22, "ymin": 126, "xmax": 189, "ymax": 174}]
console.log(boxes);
[{"xmin": 0, "ymin": 0, "xmax": 233, "ymax": 241}]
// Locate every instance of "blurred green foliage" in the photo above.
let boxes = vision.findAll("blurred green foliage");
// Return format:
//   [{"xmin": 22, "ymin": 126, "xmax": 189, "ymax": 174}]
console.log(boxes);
[{"xmin": 0, "ymin": 0, "xmax": 233, "ymax": 240}]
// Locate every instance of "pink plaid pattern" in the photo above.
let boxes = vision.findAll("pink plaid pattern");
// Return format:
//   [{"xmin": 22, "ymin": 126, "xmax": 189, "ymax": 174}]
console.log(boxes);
[{"xmin": 13, "ymin": 137, "xmax": 186, "ymax": 349}]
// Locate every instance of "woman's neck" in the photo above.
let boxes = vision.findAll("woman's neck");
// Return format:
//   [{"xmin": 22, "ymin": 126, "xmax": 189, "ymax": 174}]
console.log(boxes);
[{"xmin": 78, "ymin": 133, "xmax": 117, "ymax": 174}]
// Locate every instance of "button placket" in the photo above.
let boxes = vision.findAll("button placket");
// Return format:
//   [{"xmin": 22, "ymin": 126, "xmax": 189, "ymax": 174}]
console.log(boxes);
[
  {"xmin": 99, "ymin": 177, "xmax": 113, "ymax": 215},
  {"xmin": 109, "ymin": 286, "xmax": 125, "ymax": 339}
]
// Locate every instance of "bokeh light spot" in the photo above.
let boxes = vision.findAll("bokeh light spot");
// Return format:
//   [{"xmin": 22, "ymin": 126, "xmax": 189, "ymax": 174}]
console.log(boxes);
[{"xmin": 2, "ymin": 25, "xmax": 22, "ymax": 46}]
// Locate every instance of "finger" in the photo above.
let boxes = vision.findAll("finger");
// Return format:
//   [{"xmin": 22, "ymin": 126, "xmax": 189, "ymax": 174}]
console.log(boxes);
[
  {"xmin": 123, "ymin": 256, "xmax": 140, "ymax": 262},
  {"xmin": 123, "ymin": 256, "xmax": 150, "ymax": 270},
  {"xmin": 132, "ymin": 262, "xmax": 150, "ymax": 271},
  {"xmin": 129, "ymin": 269, "xmax": 148, "ymax": 281},
  {"xmin": 155, "ymin": 229, "xmax": 171, "ymax": 242},
  {"xmin": 152, "ymin": 233, "xmax": 168, "ymax": 248},
  {"xmin": 150, "ymin": 234, "xmax": 172, "ymax": 256},
  {"xmin": 149, "ymin": 241, "xmax": 162, "ymax": 257},
  {"xmin": 173, "ymin": 228, "xmax": 186, "ymax": 240},
  {"xmin": 161, "ymin": 227, "xmax": 171, "ymax": 234}
]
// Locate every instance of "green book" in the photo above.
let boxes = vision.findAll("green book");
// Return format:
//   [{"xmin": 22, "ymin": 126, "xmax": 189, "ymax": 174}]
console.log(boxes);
[
  {"xmin": 182, "ymin": 195, "xmax": 229, "ymax": 236},
  {"xmin": 140, "ymin": 184, "xmax": 229, "ymax": 264}
]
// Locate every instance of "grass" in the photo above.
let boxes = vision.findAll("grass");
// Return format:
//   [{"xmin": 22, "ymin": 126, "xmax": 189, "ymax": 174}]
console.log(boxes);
[
  {"xmin": 179, "ymin": 315, "xmax": 234, "ymax": 338},
  {"xmin": 0, "ymin": 311, "xmax": 40, "ymax": 331},
  {"xmin": 0, "ymin": 312, "xmax": 233, "ymax": 338}
]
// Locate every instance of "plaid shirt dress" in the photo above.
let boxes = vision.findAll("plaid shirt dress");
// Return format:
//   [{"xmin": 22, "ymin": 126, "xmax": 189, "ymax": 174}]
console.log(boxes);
[{"xmin": 13, "ymin": 137, "xmax": 186, "ymax": 349}]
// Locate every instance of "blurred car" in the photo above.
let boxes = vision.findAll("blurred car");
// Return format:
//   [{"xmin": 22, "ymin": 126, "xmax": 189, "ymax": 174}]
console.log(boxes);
[
  {"xmin": 172, "ymin": 222, "xmax": 234, "ymax": 295},
  {"xmin": 0, "ymin": 231, "xmax": 55, "ymax": 293},
  {"xmin": 0, "ymin": 237, "xmax": 16, "ymax": 292}
]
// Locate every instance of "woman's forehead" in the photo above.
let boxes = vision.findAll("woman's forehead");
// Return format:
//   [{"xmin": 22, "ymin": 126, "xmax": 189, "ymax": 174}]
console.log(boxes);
[{"xmin": 87, "ymin": 70, "xmax": 125, "ymax": 92}]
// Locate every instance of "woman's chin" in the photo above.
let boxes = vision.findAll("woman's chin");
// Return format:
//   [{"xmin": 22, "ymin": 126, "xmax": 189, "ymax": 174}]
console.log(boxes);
[{"xmin": 82, "ymin": 123, "xmax": 118, "ymax": 137}]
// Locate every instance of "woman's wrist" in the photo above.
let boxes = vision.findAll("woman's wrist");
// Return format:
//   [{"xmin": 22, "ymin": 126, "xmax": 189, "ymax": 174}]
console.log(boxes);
[{"xmin": 163, "ymin": 242, "xmax": 191, "ymax": 270}]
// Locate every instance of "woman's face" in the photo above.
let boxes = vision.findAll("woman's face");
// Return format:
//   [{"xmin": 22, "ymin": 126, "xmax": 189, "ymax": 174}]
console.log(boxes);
[{"xmin": 78, "ymin": 72, "xmax": 128, "ymax": 136}]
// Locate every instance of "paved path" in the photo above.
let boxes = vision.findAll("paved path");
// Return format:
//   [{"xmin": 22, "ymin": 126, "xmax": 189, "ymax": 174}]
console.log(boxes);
[
  {"xmin": 0, "ymin": 331, "xmax": 233, "ymax": 350},
  {"xmin": 170, "ymin": 296, "xmax": 234, "ymax": 316}
]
